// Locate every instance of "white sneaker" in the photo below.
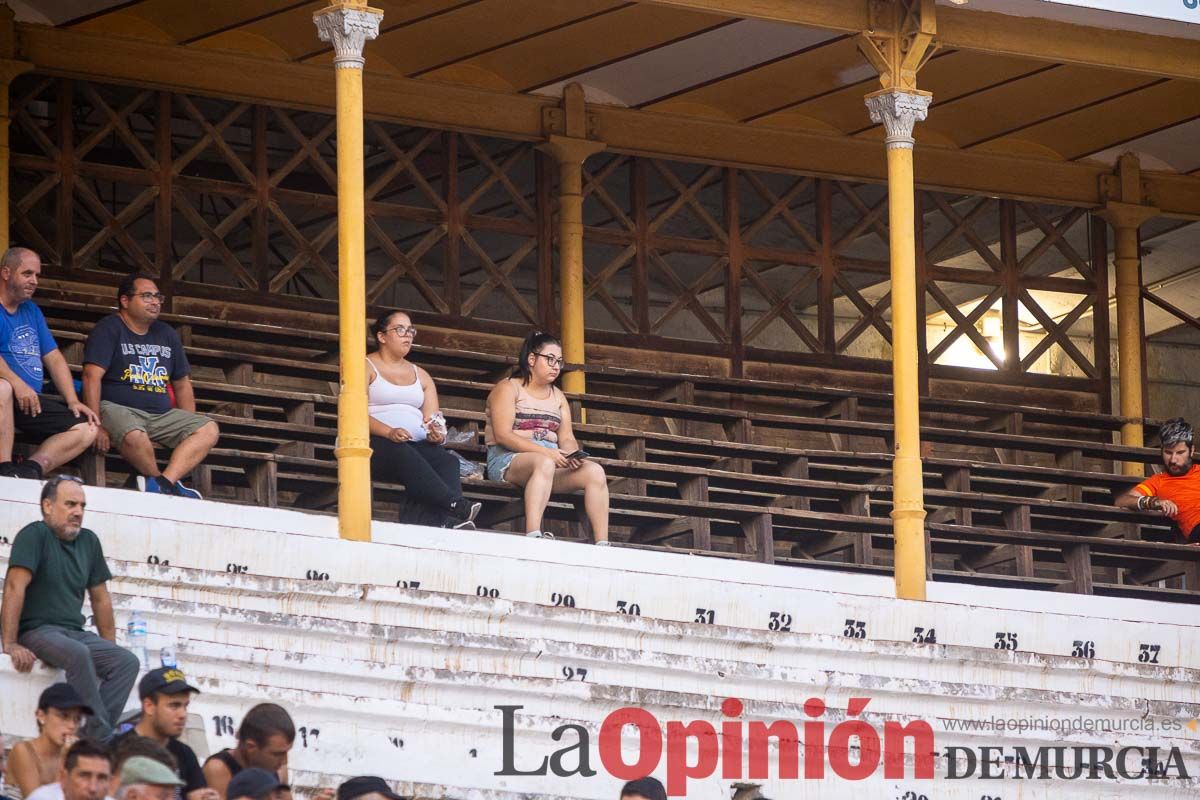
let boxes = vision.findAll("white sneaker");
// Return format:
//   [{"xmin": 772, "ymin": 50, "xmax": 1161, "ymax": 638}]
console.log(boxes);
[
  {"xmin": 526, "ymin": 530, "xmax": 555, "ymax": 539},
  {"xmin": 595, "ymin": 540, "xmax": 611, "ymax": 547}
]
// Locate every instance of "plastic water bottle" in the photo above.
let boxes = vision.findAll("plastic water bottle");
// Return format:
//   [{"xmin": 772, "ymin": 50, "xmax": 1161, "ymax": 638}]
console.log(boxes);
[
  {"xmin": 127, "ymin": 611, "xmax": 148, "ymax": 670},
  {"xmin": 160, "ymin": 640, "xmax": 177, "ymax": 669}
]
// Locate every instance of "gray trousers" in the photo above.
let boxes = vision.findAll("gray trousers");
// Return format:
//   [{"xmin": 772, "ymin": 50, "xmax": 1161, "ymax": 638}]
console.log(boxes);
[{"xmin": 19, "ymin": 626, "xmax": 140, "ymax": 738}]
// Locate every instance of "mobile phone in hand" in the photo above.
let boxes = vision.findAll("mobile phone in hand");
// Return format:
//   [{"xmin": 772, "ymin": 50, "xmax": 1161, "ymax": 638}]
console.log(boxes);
[{"xmin": 566, "ymin": 450, "xmax": 590, "ymax": 460}]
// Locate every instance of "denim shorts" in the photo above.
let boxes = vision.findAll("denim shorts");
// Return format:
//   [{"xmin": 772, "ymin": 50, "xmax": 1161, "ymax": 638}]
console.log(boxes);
[{"xmin": 486, "ymin": 439, "xmax": 558, "ymax": 481}]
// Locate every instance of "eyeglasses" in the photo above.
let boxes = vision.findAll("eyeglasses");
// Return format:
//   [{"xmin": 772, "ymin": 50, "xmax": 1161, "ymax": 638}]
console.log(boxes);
[
  {"xmin": 127, "ymin": 292, "xmax": 166, "ymax": 303},
  {"xmin": 533, "ymin": 352, "xmax": 564, "ymax": 369},
  {"xmin": 385, "ymin": 325, "xmax": 417, "ymax": 338}
]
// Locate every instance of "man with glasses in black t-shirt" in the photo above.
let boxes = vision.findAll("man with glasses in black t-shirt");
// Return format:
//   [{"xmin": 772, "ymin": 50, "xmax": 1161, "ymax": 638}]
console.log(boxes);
[{"xmin": 81, "ymin": 274, "xmax": 218, "ymax": 499}]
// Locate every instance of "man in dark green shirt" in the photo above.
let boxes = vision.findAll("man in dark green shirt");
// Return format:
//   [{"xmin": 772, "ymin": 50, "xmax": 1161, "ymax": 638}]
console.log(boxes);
[{"xmin": 1, "ymin": 475, "xmax": 139, "ymax": 738}]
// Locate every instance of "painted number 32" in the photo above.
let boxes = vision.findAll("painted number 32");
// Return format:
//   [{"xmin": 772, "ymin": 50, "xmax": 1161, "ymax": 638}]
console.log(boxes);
[{"xmin": 768, "ymin": 612, "xmax": 792, "ymax": 632}]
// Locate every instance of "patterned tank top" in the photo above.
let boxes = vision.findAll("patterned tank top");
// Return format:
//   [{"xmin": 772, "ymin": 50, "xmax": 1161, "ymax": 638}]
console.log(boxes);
[{"xmin": 485, "ymin": 379, "xmax": 562, "ymax": 445}]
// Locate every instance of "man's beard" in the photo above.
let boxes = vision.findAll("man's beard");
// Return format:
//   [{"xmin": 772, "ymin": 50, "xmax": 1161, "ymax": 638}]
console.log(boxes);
[
  {"xmin": 56, "ymin": 524, "xmax": 81, "ymax": 541},
  {"xmin": 1167, "ymin": 460, "xmax": 1193, "ymax": 476}
]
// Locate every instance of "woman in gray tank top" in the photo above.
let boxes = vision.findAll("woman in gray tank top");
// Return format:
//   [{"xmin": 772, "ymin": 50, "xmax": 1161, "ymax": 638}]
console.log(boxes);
[{"xmin": 484, "ymin": 331, "xmax": 609, "ymax": 543}]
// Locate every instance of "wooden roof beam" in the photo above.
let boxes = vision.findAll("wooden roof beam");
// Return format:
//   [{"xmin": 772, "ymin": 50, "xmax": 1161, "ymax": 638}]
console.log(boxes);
[
  {"xmin": 641, "ymin": 0, "xmax": 1200, "ymax": 82},
  {"xmin": 16, "ymin": 23, "xmax": 1200, "ymax": 220},
  {"xmin": 639, "ymin": 0, "xmax": 868, "ymax": 31},
  {"xmin": 937, "ymin": 6, "xmax": 1200, "ymax": 83}
]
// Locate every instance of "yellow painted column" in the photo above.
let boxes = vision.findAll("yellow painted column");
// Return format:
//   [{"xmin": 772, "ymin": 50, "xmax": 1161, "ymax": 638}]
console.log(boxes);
[
  {"xmin": 314, "ymin": 1, "xmax": 383, "ymax": 541},
  {"xmin": 1100, "ymin": 200, "xmax": 1157, "ymax": 475},
  {"xmin": 539, "ymin": 135, "xmax": 604, "ymax": 400},
  {"xmin": 866, "ymin": 89, "xmax": 932, "ymax": 601}
]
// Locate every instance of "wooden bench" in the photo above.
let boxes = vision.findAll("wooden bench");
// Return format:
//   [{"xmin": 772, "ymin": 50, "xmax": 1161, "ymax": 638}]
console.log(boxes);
[
  {"xmin": 40, "ymin": 295, "xmax": 1144, "ymax": 445},
  {"xmin": 33, "ymin": 300, "xmax": 1198, "ymax": 600}
]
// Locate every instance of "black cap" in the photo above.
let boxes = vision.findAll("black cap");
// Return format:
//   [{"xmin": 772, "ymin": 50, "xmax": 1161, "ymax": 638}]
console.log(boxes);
[
  {"xmin": 337, "ymin": 776, "xmax": 407, "ymax": 800},
  {"xmin": 137, "ymin": 667, "xmax": 201, "ymax": 700},
  {"xmin": 37, "ymin": 682, "xmax": 95, "ymax": 716},
  {"xmin": 621, "ymin": 777, "xmax": 667, "ymax": 800},
  {"xmin": 227, "ymin": 768, "xmax": 288, "ymax": 800}
]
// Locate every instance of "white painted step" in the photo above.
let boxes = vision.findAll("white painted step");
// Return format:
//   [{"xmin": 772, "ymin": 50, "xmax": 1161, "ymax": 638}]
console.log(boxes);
[{"xmin": 1, "ymin": 479, "xmax": 1198, "ymax": 798}]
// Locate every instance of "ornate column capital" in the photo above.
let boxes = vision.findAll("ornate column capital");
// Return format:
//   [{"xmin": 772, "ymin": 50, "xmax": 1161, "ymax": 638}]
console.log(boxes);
[
  {"xmin": 537, "ymin": 134, "xmax": 605, "ymax": 168},
  {"xmin": 313, "ymin": 3, "xmax": 383, "ymax": 70},
  {"xmin": 1098, "ymin": 200, "xmax": 1158, "ymax": 231},
  {"xmin": 865, "ymin": 89, "xmax": 932, "ymax": 150}
]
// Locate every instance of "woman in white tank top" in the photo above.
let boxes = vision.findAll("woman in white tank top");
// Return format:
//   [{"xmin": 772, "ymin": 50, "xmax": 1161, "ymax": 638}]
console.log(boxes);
[
  {"xmin": 484, "ymin": 331, "xmax": 609, "ymax": 544},
  {"xmin": 368, "ymin": 311, "xmax": 479, "ymax": 529}
]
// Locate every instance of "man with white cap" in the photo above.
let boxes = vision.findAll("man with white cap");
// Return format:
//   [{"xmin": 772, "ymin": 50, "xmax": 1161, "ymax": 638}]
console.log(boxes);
[{"xmin": 112, "ymin": 758, "xmax": 182, "ymax": 800}]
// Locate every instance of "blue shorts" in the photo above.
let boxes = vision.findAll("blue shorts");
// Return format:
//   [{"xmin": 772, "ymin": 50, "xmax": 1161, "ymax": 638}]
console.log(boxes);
[{"xmin": 486, "ymin": 439, "xmax": 558, "ymax": 481}]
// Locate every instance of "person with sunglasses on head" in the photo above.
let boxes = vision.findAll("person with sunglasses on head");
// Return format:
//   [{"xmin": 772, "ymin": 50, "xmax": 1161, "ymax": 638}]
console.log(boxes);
[
  {"xmin": 366, "ymin": 311, "xmax": 480, "ymax": 529},
  {"xmin": 1, "ymin": 477, "xmax": 139, "ymax": 740},
  {"xmin": 81, "ymin": 274, "xmax": 218, "ymax": 498},
  {"xmin": 0, "ymin": 247, "xmax": 99, "ymax": 481},
  {"xmin": 3, "ymin": 683, "xmax": 92, "ymax": 800},
  {"xmin": 484, "ymin": 331, "xmax": 609, "ymax": 543}
]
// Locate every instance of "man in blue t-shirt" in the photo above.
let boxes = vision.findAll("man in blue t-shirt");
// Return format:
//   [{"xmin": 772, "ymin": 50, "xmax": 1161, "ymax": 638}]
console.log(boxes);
[
  {"xmin": 0, "ymin": 247, "xmax": 99, "ymax": 480},
  {"xmin": 82, "ymin": 274, "xmax": 219, "ymax": 498}
]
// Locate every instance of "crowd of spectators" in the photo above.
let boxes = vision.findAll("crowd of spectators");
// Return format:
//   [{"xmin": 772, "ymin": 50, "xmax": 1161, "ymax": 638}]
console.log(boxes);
[
  {"xmin": 0, "ymin": 249, "xmax": 215, "ymax": 497},
  {"xmin": 0, "ymin": 468, "xmax": 662, "ymax": 798},
  {"xmin": 0, "ymin": 734, "xmax": 679, "ymax": 800},
  {"xmin": 0, "ymin": 687, "xmax": 671, "ymax": 799},
  {"xmin": 0, "ymin": 665, "xmax": 321, "ymax": 800},
  {"xmin": 0, "ymin": 246, "xmax": 610, "ymax": 539},
  {"xmin": 2, "ymin": 238, "xmax": 1196, "ymax": 799},
  {"xmin": 0, "ymin": 730, "xmax": 416, "ymax": 800},
  {"xmin": 0, "ymin": 424, "xmax": 620, "ymax": 800}
]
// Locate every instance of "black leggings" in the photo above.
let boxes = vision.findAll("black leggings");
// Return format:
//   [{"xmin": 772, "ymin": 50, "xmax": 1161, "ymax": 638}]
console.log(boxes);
[{"xmin": 370, "ymin": 437, "xmax": 464, "ymax": 524}]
